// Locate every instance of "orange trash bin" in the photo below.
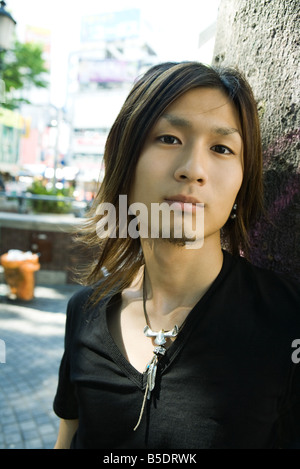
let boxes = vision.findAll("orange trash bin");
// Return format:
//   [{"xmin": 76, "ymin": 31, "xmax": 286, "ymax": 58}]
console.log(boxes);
[{"xmin": 0, "ymin": 250, "xmax": 40, "ymax": 301}]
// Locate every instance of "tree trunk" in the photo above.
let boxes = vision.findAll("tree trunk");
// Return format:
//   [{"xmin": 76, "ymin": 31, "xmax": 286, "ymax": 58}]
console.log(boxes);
[{"xmin": 213, "ymin": 0, "xmax": 300, "ymax": 282}]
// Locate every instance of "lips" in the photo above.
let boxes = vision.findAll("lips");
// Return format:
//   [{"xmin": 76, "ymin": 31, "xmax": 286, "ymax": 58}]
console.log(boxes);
[
  {"xmin": 164, "ymin": 195, "xmax": 204, "ymax": 213},
  {"xmin": 164, "ymin": 194, "xmax": 203, "ymax": 205}
]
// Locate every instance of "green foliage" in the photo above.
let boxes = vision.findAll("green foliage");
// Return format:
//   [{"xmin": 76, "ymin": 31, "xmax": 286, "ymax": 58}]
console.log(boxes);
[
  {"xmin": 1, "ymin": 40, "xmax": 49, "ymax": 109},
  {"xmin": 27, "ymin": 179, "xmax": 74, "ymax": 214}
]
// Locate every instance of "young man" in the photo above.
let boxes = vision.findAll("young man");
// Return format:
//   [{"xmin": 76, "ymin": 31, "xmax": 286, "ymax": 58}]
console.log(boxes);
[{"xmin": 53, "ymin": 62, "xmax": 300, "ymax": 449}]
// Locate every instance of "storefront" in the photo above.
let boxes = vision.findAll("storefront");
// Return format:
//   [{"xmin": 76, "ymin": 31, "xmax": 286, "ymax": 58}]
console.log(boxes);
[{"xmin": 0, "ymin": 107, "xmax": 24, "ymax": 170}]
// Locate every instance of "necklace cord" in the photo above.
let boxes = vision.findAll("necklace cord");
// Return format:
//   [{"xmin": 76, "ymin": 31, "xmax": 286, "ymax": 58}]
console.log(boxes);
[
  {"xmin": 133, "ymin": 268, "xmax": 181, "ymax": 431},
  {"xmin": 133, "ymin": 381, "xmax": 149, "ymax": 432},
  {"xmin": 142, "ymin": 269, "xmax": 149, "ymax": 326}
]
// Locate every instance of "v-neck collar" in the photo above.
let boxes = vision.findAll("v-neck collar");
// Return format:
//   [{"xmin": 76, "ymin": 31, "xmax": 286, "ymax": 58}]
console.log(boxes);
[{"xmin": 101, "ymin": 250, "xmax": 234, "ymax": 390}]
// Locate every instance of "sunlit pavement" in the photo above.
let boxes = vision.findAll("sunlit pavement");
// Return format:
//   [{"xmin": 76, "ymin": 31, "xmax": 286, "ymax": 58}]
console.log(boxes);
[{"xmin": 0, "ymin": 282, "xmax": 81, "ymax": 449}]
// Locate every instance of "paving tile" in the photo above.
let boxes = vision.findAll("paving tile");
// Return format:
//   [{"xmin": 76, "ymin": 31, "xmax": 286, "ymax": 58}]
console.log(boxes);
[
  {"xmin": 0, "ymin": 282, "xmax": 80, "ymax": 449},
  {"xmin": 24, "ymin": 438, "xmax": 44, "ymax": 449}
]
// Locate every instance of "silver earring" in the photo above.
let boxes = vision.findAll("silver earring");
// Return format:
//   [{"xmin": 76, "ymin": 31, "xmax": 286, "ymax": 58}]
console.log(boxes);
[{"xmin": 230, "ymin": 203, "xmax": 237, "ymax": 219}]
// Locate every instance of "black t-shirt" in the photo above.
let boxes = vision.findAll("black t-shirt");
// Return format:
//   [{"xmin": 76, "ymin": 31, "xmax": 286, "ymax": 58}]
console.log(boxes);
[{"xmin": 53, "ymin": 251, "xmax": 300, "ymax": 449}]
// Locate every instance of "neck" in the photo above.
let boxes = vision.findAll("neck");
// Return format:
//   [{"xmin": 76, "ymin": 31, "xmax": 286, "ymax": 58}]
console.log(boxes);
[{"xmin": 140, "ymin": 234, "xmax": 224, "ymax": 327}]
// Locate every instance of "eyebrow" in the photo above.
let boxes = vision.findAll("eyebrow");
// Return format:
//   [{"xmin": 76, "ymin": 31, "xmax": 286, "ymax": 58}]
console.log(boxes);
[
  {"xmin": 212, "ymin": 126, "xmax": 241, "ymax": 137},
  {"xmin": 160, "ymin": 114, "xmax": 192, "ymax": 128},
  {"xmin": 160, "ymin": 113, "xmax": 241, "ymax": 137}
]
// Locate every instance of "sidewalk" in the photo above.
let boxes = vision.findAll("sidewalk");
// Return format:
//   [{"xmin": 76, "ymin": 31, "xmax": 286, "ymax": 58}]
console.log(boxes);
[{"xmin": 0, "ymin": 281, "xmax": 81, "ymax": 449}]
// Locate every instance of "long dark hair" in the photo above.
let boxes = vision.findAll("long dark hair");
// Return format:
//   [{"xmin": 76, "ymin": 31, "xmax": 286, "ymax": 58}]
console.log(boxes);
[{"xmin": 76, "ymin": 61, "xmax": 263, "ymax": 303}]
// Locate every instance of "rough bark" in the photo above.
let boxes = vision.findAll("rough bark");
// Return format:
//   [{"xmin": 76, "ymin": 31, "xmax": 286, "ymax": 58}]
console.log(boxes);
[{"xmin": 213, "ymin": 0, "xmax": 300, "ymax": 282}]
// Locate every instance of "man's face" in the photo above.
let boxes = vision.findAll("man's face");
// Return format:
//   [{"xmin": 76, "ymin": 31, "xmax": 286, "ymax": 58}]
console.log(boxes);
[{"xmin": 129, "ymin": 87, "xmax": 243, "ymax": 247}]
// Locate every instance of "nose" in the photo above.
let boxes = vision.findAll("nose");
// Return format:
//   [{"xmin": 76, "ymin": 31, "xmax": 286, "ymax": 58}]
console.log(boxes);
[{"xmin": 173, "ymin": 143, "xmax": 208, "ymax": 185}]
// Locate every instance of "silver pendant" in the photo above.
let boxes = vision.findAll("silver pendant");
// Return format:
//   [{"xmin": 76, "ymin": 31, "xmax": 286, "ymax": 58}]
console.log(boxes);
[
  {"xmin": 143, "ymin": 325, "xmax": 179, "ymax": 345},
  {"xmin": 143, "ymin": 324, "xmax": 179, "ymax": 399},
  {"xmin": 134, "ymin": 322, "xmax": 180, "ymax": 431},
  {"xmin": 146, "ymin": 355, "xmax": 158, "ymax": 399}
]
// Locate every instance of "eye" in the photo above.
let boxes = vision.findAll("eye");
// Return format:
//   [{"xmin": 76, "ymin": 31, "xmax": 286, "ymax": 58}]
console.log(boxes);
[
  {"xmin": 211, "ymin": 145, "xmax": 234, "ymax": 155},
  {"xmin": 158, "ymin": 135, "xmax": 181, "ymax": 145}
]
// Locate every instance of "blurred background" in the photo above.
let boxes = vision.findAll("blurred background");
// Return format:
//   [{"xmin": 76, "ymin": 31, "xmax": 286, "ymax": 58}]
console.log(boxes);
[
  {"xmin": 0, "ymin": 0, "xmax": 221, "ymax": 212},
  {"xmin": 0, "ymin": 0, "xmax": 221, "ymax": 289}
]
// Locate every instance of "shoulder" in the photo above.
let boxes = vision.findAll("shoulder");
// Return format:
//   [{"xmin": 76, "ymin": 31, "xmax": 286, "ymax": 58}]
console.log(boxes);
[
  {"xmin": 228, "ymin": 252, "xmax": 300, "ymax": 321},
  {"xmin": 63, "ymin": 285, "xmax": 117, "ymax": 346},
  {"xmin": 65, "ymin": 284, "xmax": 114, "ymax": 327},
  {"xmin": 63, "ymin": 286, "xmax": 96, "ymax": 334},
  {"xmin": 220, "ymin": 253, "xmax": 300, "ymax": 354},
  {"xmin": 67, "ymin": 285, "xmax": 95, "ymax": 312},
  {"xmin": 235, "ymin": 254, "xmax": 299, "ymax": 298}
]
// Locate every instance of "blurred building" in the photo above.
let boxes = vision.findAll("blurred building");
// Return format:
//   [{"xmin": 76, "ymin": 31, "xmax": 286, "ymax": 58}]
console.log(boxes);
[
  {"xmin": 64, "ymin": 8, "xmax": 158, "ymax": 184},
  {"xmin": 0, "ymin": 107, "xmax": 23, "ymax": 172},
  {"xmin": 0, "ymin": 25, "xmax": 52, "ymax": 178},
  {"xmin": 1, "ymin": 5, "xmax": 219, "ymax": 192},
  {"xmin": 1, "ymin": 7, "xmax": 158, "ymax": 193}
]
